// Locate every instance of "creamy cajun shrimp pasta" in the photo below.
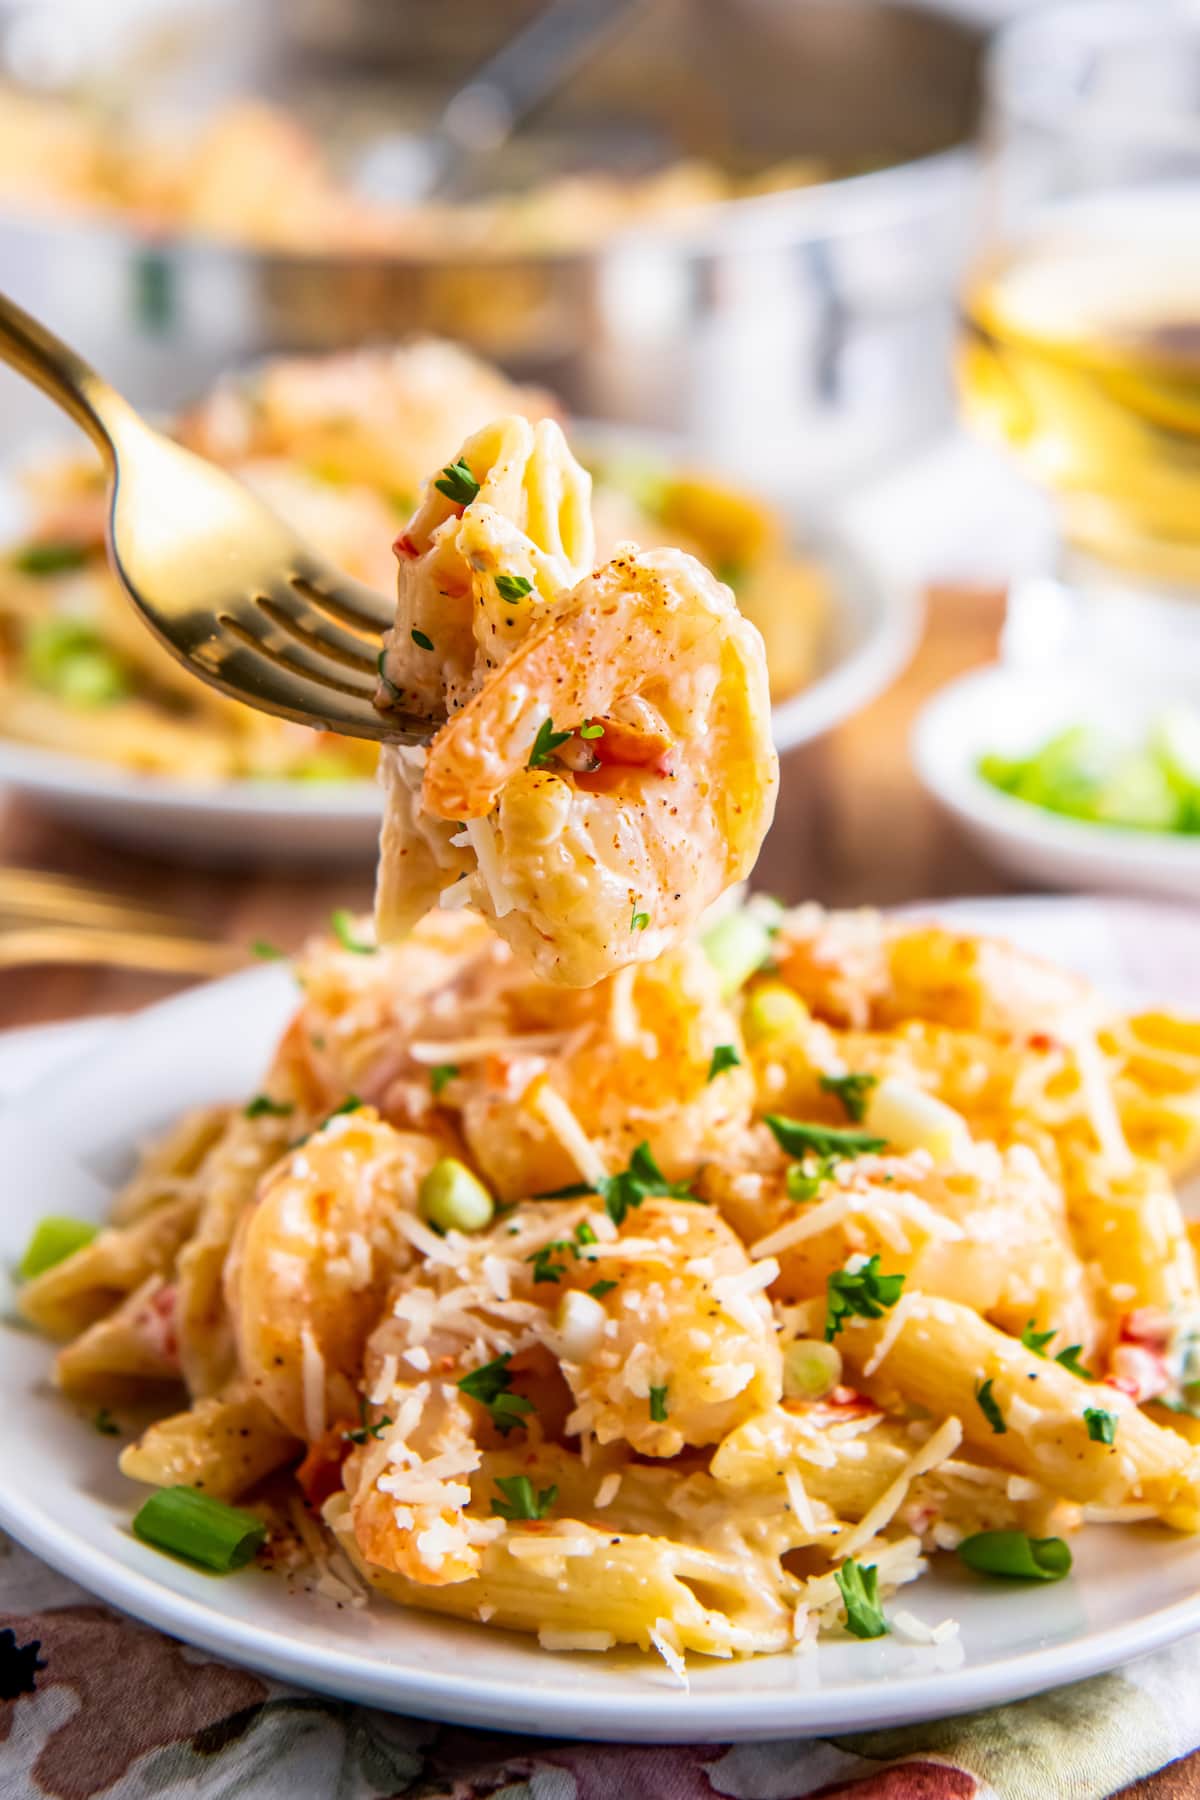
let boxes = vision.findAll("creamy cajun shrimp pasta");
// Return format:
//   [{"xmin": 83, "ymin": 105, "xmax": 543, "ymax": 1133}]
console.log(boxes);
[
  {"xmin": 375, "ymin": 415, "xmax": 779, "ymax": 984},
  {"xmin": 19, "ymin": 901, "xmax": 1200, "ymax": 1663}
]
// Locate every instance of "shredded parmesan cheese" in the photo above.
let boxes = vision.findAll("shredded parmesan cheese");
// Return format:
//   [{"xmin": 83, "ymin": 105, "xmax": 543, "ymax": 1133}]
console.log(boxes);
[{"xmin": 838, "ymin": 1416, "xmax": 963, "ymax": 1560}]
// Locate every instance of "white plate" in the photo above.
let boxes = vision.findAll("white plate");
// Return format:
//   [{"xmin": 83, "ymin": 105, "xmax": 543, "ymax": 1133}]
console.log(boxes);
[
  {"xmin": 913, "ymin": 664, "xmax": 1200, "ymax": 904},
  {"xmin": 2, "ymin": 896, "xmax": 1199, "ymax": 1740}
]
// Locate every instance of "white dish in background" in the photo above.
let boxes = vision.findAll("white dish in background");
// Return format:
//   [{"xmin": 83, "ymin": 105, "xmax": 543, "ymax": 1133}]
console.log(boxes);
[
  {"xmin": 0, "ymin": 531, "xmax": 919, "ymax": 864},
  {"xmin": 913, "ymin": 664, "xmax": 1200, "ymax": 904},
  {"xmin": 1, "ymin": 895, "xmax": 1199, "ymax": 1743}
]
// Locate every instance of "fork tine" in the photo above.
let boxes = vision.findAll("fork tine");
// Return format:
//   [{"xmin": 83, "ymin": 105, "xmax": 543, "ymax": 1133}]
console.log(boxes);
[
  {"xmin": 291, "ymin": 564, "xmax": 397, "ymax": 635},
  {"xmin": 192, "ymin": 624, "xmax": 426, "ymax": 742},
  {"xmin": 216, "ymin": 614, "xmax": 377, "ymax": 700},
  {"xmin": 256, "ymin": 589, "xmax": 380, "ymax": 676}
]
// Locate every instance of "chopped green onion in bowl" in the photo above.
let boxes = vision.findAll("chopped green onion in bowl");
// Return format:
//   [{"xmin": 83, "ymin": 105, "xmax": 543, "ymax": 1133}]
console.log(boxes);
[{"xmin": 978, "ymin": 710, "xmax": 1200, "ymax": 836}]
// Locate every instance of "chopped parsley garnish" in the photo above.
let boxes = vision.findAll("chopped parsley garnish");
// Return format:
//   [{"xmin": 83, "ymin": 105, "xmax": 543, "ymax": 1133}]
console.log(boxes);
[
  {"xmin": 1084, "ymin": 1406, "xmax": 1118, "ymax": 1445},
  {"xmin": 588, "ymin": 1279, "xmax": 618, "ymax": 1299},
  {"xmin": 292, "ymin": 1094, "xmax": 365, "ymax": 1147},
  {"xmin": 818, "ymin": 1071, "xmax": 879, "ymax": 1125},
  {"xmin": 834, "ymin": 1558, "xmax": 888, "ymax": 1639},
  {"xmin": 765, "ymin": 1116, "xmax": 888, "ymax": 1160},
  {"xmin": 648, "ymin": 1384, "xmax": 669, "ymax": 1423},
  {"xmin": 957, "ymin": 1530, "xmax": 1071, "ymax": 1582},
  {"xmin": 545, "ymin": 1141, "xmax": 697, "ymax": 1228},
  {"xmin": 786, "ymin": 1154, "xmax": 840, "ymax": 1202},
  {"xmin": 495, "ymin": 574, "xmax": 533, "ymax": 601},
  {"xmin": 13, "ymin": 540, "xmax": 89, "ymax": 576},
  {"xmin": 528, "ymin": 717, "xmax": 572, "ymax": 768},
  {"xmin": 331, "ymin": 908, "xmax": 376, "ymax": 955},
  {"xmin": 457, "ymin": 1353, "xmax": 534, "ymax": 1436},
  {"xmin": 1055, "ymin": 1344, "xmax": 1096, "ymax": 1381},
  {"xmin": 491, "ymin": 1475, "xmax": 557, "ymax": 1521},
  {"xmin": 527, "ymin": 1242, "xmax": 571, "ymax": 1284},
  {"xmin": 93, "ymin": 1408, "xmax": 120, "ymax": 1437},
  {"xmin": 707, "ymin": 1044, "xmax": 741, "ymax": 1082},
  {"xmin": 410, "ymin": 627, "xmax": 434, "ymax": 651},
  {"xmin": 824, "ymin": 1255, "xmax": 904, "ymax": 1342},
  {"xmin": 244, "ymin": 1094, "xmax": 294, "ymax": 1119},
  {"xmin": 975, "ymin": 1377, "xmax": 1007, "ymax": 1434},
  {"xmin": 430, "ymin": 1063, "xmax": 459, "ymax": 1097},
  {"xmin": 1020, "ymin": 1322, "xmax": 1056, "ymax": 1357},
  {"xmin": 579, "ymin": 720, "xmax": 605, "ymax": 740},
  {"xmin": 250, "ymin": 939, "xmax": 285, "ymax": 960},
  {"xmin": 434, "ymin": 457, "xmax": 480, "ymax": 506},
  {"xmin": 342, "ymin": 1401, "xmax": 393, "ymax": 1445},
  {"xmin": 573, "ymin": 1220, "xmax": 598, "ymax": 1248},
  {"xmin": 630, "ymin": 908, "xmax": 650, "ymax": 932}
]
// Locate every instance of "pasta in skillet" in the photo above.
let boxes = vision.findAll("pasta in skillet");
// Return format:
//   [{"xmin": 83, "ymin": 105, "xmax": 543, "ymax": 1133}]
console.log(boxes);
[
  {"xmin": 375, "ymin": 416, "xmax": 780, "ymax": 985},
  {"xmin": 21, "ymin": 901, "xmax": 1200, "ymax": 1663}
]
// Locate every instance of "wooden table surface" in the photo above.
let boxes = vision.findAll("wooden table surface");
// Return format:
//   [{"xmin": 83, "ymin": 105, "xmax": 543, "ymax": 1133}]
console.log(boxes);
[{"xmin": 3, "ymin": 582, "xmax": 1199, "ymax": 1799}]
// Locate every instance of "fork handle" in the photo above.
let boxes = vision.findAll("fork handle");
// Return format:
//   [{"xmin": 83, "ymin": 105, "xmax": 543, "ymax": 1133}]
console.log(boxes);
[{"xmin": 0, "ymin": 289, "xmax": 137, "ymax": 460}]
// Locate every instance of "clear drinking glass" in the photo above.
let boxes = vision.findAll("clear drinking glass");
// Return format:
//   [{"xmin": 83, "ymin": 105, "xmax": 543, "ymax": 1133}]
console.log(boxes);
[{"xmin": 959, "ymin": 0, "xmax": 1200, "ymax": 658}]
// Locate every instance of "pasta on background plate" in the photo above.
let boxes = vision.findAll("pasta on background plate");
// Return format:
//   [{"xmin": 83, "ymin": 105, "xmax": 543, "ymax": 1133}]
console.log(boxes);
[{"xmin": 21, "ymin": 900, "xmax": 1200, "ymax": 1664}]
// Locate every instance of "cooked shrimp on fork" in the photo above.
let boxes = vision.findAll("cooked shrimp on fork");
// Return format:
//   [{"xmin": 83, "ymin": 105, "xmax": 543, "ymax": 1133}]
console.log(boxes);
[{"xmin": 375, "ymin": 416, "xmax": 778, "ymax": 987}]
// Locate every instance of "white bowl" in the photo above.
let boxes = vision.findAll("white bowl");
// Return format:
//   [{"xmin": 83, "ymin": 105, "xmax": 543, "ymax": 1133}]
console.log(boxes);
[{"xmin": 913, "ymin": 664, "xmax": 1200, "ymax": 902}]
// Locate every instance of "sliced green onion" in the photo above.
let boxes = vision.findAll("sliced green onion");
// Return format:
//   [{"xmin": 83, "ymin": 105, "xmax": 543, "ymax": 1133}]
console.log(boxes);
[
  {"xmin": 23, "ymin": 618, "xmax": 129, "ymax": 706},
  {"xmin": 13, "ymin": 540, "xmax": 90, "ymax": 576},
  {"xmin": 19, "ymin": 1215, "xmax": 97, "ymax": 1280},
  {"xmin": 331, "ymin": 908, "xmax": 376, "ymax": 955},
  {"xmin": 744, "ymin": 981, "xmax": 807, "ymax": 1045},
  {"xmin": 956, "ymin": 1530, "xmax": 1072, "ymax": 1582},
  {"xmin": 132, "ymin": 1486, "xmax": 266, "ymax": 1572},
  {"xmin": 418, "ymin": 1158, "xmax": 495, "ymax": 1234},
  {"xmin": 783, "ymin": 1339, "xmax": 842, "ymax": 1401},
  {"xmin": 700, "ymin": 905, "xmax": 778, "ymax": 998}
]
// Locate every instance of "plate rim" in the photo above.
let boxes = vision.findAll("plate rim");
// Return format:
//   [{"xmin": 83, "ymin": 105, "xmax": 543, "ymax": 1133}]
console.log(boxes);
[{"xmin": 4, "ymin": 895, "xmax": 1199, "ymax": 1740}]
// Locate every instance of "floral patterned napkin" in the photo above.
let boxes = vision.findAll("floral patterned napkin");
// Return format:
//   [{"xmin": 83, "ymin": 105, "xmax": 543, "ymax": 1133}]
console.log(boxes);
[
  {"xmin": 3, "ymin": 1535, "xmax": 1199, "ymax": 1800},
  {"xmin": 4, "ymin": 896, "xmax": 1200, "ymax": 1800}
]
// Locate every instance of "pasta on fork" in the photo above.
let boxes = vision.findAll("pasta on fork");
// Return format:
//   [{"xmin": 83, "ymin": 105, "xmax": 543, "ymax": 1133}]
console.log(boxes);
[
  {"xmin": 375, "ymin": 415, "xmax": 779, "ymax": 986},
  {"xmin": 20, "ymin": 901, "xmax": 1200, "ymax": 1663}
]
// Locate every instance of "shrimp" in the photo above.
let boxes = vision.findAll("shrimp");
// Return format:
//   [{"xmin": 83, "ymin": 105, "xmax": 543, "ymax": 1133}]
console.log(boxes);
[
  {"xmin": 374, "ymin": 415, "xmax": 778, "ymax": 986},
  {"xmin": 225, "ymin": 1108, "xmax": 442, "ymax": 1441},
  {"xmin": 774, "ymin": 907, "xmax": 1100, "ymax": 1039}
]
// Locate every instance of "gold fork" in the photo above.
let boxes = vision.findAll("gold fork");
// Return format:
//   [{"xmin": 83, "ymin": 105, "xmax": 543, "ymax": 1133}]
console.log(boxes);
[
  {"xmin": 0, "ymin": 867, "xmax": 242, "ymax": 976},
  {"xmin": 0, "ymin": 866, "xmax": 195, "ymax": 935},
  {"xmin": 0, "ymin": 290, "xmax": 431, "ymax": 745}
]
